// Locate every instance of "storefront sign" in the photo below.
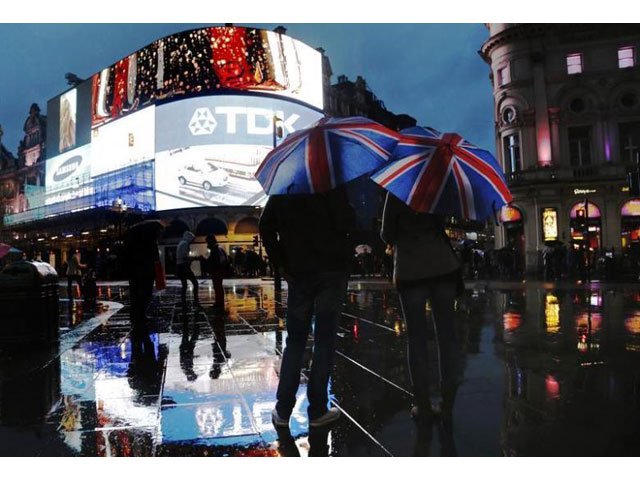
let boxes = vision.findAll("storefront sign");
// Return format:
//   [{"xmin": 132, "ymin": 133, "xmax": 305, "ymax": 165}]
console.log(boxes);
[
  {"xmin": 542, "ymin": 207, "xmax": 558, "ymax": 242},
  {"xmin": 574, "ymin": 188, "xmax": 597, "ymax": 195}
]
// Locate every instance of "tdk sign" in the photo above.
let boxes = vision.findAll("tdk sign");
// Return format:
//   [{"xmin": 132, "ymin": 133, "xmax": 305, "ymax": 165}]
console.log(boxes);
[
  {"xmin": 156, "ymin": 95, "xmax": 323, "ymax": 151},
  {"xmin": 188, "ymin": 107, "xmax": 301, "ymax": 136}
]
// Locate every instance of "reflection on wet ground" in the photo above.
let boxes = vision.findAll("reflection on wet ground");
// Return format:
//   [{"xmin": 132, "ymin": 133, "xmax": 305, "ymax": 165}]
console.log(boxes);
[{"xmin": 1, "ymin": 278, "xmax": 640, "ymax": 456}]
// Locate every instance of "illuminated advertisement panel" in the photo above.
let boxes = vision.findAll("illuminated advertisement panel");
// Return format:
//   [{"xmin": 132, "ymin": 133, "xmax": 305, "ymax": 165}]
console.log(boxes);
[
  {"xmin": 59, "ymin": 89, "xmax": 77, "ymax": 152},
  {"xmin": 154, "ymin": 95, "xmax": 323, "ymax": 210},
  {"xmin": 45, "ymin": 144, "xmax": 93, "ymax": 205},
  {"xmin": 542, "ymin": 207, "xmax": 558, "ymax": 242},
  {"xmin": 91, "ymin": 26, "xmax": 322, "ymax": 129},
  {"xmin": 90, "ymin": 106, "xmax": 155, "ymax": 178}
]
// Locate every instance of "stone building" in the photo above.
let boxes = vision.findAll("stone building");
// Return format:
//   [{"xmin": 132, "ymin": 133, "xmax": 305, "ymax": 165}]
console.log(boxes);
[{"xmin": 480, "ymin": 24, "xmax": 640, "ymax": 273}]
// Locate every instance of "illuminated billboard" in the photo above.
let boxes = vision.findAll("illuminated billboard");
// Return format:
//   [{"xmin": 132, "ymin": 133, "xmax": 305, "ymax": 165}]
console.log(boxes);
[
  {"xmin": 90, "ymin": 106, "xmax": 155, "ymax": 178},
  {"xmin": 154, "ymin": 94, "xmax": 323, "ymax": 210},
  {"xmin": 542, "ymin": 207, "xmax": 558, "ymax": 242},
  {"xmin": 59, "ymin": 89, "xmax": 77, "ymax": 152},
  {"xmin": 91, "ymin": 26, "xmax": 323, "ymax": 129},
  {"xmin": 45, "ymin": 145, "xmax": 93, "ymax": 205}
]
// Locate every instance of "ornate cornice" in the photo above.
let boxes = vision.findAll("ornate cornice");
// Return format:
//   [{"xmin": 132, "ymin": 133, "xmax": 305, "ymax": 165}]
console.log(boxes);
[{"xmin": 479, "ymin": 24, "xmax": 549, "ymax": 63}]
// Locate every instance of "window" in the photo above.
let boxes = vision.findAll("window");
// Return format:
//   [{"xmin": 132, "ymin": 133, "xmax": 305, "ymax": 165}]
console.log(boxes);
[
  {"xmin": 619, "ymin": 122, "xmax": 640, "ymax": 163},
  {"xmin": 502, "ymin": 107, "xmax": 516, "ymax": 125},
  {"xmin": 503, "ymin": 134, "xmax": 521, "ymax": 174},
  {"xmin": 568, "ymin": 126, "xmax": 592, "ymax": 166},
  {"xmin": 497, "ymin": 65, "xmax": 511, "ymax": 86},
  {"xmin": 567, "ymin": 53, "xmax": 583, "ymax": 75},
  {"xmin": 618, "ymin": 47, "xmax": 635, "ymax": 69}
]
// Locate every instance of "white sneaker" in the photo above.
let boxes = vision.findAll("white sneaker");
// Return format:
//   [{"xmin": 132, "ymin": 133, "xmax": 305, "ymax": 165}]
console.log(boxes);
[
  {"xmin": 272, "ymin": 408, "xmax": 290, "ymax": 428},
  {"xmin": 309, "ymin": 407, "xmax": 341, "ymax": 427}
]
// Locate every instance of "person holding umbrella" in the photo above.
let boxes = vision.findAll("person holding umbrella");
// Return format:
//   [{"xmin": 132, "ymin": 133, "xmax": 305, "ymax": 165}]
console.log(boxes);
[
  {"xmin": 259, "ymin": 187, "xmax": 355, "ymax": 428},
  {"xmin": 374, "ymin": 126, "xmax": 513, "ymax": 424},
  {"xmin": 381, "ymin": 192, "xmax": 462, "ymax": 424}
]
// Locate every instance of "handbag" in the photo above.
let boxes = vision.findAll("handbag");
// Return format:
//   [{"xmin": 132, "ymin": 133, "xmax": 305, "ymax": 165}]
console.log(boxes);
[{"xmin": 154, "ymin": 261, "xmax": 166, "ymax": 290}]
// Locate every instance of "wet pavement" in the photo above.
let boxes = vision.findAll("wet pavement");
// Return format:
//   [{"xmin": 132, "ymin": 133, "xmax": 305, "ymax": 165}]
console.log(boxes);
[{"xmin": 1, "ymin": 277, "xmax": 640, "ymax": 456}]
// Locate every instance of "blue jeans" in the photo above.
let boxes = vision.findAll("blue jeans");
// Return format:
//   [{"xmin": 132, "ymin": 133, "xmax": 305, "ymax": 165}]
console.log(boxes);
[
  {"xmin": 276, "ymin": 271, "xmax": 348, "ymax": 421},
  {"xmin": 398, "ymin": 279, "xmax": 459, "ymax": 409}
]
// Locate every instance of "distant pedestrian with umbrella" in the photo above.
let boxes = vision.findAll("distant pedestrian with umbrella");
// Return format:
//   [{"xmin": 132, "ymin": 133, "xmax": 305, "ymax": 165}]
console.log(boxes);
[{"xmin": 375, "ymin": 126, "xmax": 512, "ymax": 424}]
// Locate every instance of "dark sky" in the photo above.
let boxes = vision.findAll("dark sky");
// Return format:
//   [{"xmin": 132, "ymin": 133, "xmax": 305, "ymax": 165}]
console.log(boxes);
[{"xmin": 0, "ymin": 23, "xmax": 494, "ymax": 154}]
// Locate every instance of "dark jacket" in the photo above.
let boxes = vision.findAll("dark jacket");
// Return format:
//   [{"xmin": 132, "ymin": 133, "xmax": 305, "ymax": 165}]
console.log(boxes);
[
  {"xmin": 123, "ymin": 222, "xmax": 161, "ymax": 279},
  {"xmin": 259, "ymin": 189, "xmax": 355, "ymax": 275},
  {"xmin": 381, "ymin": 193, "xmax": 460, "ymax": 283}
]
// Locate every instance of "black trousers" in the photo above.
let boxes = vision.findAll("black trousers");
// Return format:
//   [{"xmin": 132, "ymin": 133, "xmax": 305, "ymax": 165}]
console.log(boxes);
[
  {"xmin": 177, "ymin": 263, "xmax": 199, "ymax": 307},
  {"xmin": 130, "ymin": 271, "xmax": 155, "ymax": 326}
]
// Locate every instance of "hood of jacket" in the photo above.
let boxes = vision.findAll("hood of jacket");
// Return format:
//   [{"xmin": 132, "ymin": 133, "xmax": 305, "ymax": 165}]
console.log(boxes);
[{"xmin": 182, "ymin": 231, "xmax": 196, "ymax": 243}]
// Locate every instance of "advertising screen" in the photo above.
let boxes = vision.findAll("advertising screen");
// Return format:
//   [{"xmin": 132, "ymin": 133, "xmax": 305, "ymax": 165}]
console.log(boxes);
[
  {"xmin": 542, "ymin": 207, "xmax": 558, "ymax": 242},
  {"xmin": 47, "ymin": 81, "xmax": 93, "ymax": 159},
  {"xmin": 154, "ymin": 94, "xmax": 323, "ymax": 210},
  {"xmin": 90, "ymin": 106, "xmax": 155, "ymax": 178},
  {"xmin": 91, "ymin": 26, "xmax": 322, "ymax": 128},
  {"xmin": 59, "ymin": 89, "xmax": 77, "ymax": 152},
  {"xmin": 45, "ymin": 144, "xmax": 93, "ymax": 205}
]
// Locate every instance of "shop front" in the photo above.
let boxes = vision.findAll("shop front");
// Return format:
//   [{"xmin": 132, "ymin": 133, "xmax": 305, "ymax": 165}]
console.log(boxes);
[
  {"xmin": 501, "ymin": 205, "xmax": 525, "ymax": 272},
  {"xmin": 569, "ymin": 200, "xmax": 601, "ymax": 251}
]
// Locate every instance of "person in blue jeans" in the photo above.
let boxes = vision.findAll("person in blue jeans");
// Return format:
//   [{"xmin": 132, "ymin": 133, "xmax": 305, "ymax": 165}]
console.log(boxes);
[
  {"xmin": 259, "ymin": 187, "xmax": 355, "ymax": 428},
  {"xmin": 381, "ymin": 192, "xmax": 463, "ymax": 424}
]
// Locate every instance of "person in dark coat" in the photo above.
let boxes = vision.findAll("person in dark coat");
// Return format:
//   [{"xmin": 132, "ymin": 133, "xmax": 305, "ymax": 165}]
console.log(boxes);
[
  {"xmin": 259, "ymin": 187, "xmax": 355, "ymax": 429},
  {"xmin": 123, "ymin": 220, "xmax": 164, "ymax": 329},
  {"xmin": 381, "ymin": 192, "xmax": 462, "ymax": 424},
  {"xmin": 205, "ymin": 235, "xmax": 227, "ymax": 311}
]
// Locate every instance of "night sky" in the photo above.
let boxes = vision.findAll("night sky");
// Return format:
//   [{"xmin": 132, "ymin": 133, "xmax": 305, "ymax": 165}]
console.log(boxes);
[{"xmin": 0, "ymin": 23, "xmax": 494, "ymax": 155}]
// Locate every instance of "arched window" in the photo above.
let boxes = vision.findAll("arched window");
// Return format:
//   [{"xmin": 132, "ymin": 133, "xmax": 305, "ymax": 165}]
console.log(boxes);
[
  {"xmin": 234, "ymin": 217, "xmax": 259, "ymax": 235},
  {"xmin": 570, "ymin": 201, "xmax": 601, "ymax": 219},
  {"xmin": 195, "ymin": 217, "xmax": 228, "ymax": 236}
]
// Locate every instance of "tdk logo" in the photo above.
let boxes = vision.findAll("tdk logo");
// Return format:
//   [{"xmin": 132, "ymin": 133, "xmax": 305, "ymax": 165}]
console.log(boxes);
[
  {"xmin": 189, "ymin": 108, "xmax": 218, "ymax": 136},
  {"xmin": 188, "ymin": 107, "xmax": 300, "ymax": 137}
]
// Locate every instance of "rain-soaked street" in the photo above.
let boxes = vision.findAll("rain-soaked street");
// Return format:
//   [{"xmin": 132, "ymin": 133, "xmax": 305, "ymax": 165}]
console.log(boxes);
[{"xmin": 1, "ymin": 278, "xmax": 640, "ymax": 456}]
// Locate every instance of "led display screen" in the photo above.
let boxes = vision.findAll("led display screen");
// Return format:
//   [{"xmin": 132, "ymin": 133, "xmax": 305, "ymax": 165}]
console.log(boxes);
[
  {"xmin": 91, "ymin": 26, "xmax": 322, "ymax": 129},
  {"xmin": 154, "ymin": 95, "xmax": 323, "ymax": 210},
  {"xmin": 47, "ymin": 81, "xmax": 93, "ymax": 158},
  {"xmin": 59, "ymin": 89, "xmax": 77, "ymax": 152},
  {"xmin": 90, "ymin": 106, "xmax": 155, "ymax": 178},
  {"xmin": 44, "ymin": 144, "xmax": 93, "ymax": 205}
]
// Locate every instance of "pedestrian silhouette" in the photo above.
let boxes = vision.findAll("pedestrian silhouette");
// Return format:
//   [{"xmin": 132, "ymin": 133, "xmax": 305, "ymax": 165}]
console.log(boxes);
[
  {"xmin": 176, "ymin": 230, "xmax": 200, "ymax": 310},
  {"xmin": 66, "ymin": 249, "xmax": 86, "ymax": 302},
  {"xmin": 260, "ymin": 187, "xmax": 355, "ymax": 429},
  {"xmin": 123, "ymin": 220, "xmax": 164, "ymax": 327},
  {"xmin": 381, "ymin": 192, "xmax": 462, "ymax": 425},
  {"xmin": 204, "ymin": 234, "xmax": 227, "ymax": 311}
]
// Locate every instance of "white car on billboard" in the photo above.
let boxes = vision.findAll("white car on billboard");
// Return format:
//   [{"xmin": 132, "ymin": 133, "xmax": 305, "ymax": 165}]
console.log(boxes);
[{"xmin": 178, "ymin": 159, "xmax": 229, "ymax": 191}]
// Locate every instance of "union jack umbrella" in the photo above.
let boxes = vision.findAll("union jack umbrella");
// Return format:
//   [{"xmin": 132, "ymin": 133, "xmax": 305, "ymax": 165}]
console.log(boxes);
[
  {"xmin": 371, "ymin": 126, "xmax": 512, "ymax": 220},
  {"xmin": 255, "ymin": 116, "xmax": 401, "ymax": 195}
]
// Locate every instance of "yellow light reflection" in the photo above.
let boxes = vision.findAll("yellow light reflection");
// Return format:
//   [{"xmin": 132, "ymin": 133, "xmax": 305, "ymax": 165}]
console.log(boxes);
[{"xmin": 545, "ymin": 293, "xmax": 560, "ymax": 334}]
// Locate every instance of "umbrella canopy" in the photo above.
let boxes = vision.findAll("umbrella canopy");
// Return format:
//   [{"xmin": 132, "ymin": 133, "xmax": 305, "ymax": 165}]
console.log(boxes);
[
  {"xmin": 255, "ymin": 116, "xmax": 401, "ymax": 195},
  {"xmin": 371, "ymin": 126, "xmax": 512, "ymax": 220}
]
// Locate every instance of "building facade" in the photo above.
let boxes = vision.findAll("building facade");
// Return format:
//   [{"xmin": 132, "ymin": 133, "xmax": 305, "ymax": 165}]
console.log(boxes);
[{"xmin": 481, "ymin": 24, "xmax": 640, "ymax": 273}]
